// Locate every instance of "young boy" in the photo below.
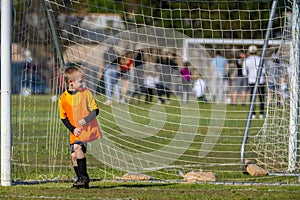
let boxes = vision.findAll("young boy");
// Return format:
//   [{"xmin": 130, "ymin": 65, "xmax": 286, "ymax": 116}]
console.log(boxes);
[{"xmin": 58, "ymin": 66, "xmax": 102, "ymax": 188}]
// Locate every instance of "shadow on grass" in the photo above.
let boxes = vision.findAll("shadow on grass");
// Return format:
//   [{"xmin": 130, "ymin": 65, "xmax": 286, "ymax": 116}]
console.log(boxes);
[{"xmin": 13, "ymin": 178, "xmax": 179, "ymax": 189}]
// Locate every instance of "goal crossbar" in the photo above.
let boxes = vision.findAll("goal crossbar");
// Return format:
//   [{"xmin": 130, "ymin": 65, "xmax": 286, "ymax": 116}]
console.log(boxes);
[{"xmin": 183, "ymin": 38, "xmax": 289, "ymax": 61}]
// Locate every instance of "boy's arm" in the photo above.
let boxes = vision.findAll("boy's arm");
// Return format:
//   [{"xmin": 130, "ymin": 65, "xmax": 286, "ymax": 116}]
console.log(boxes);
[
  {"xmin": 61, "ymin": 117, "xmax": 76, "ymax": 133},
  {"xmin": 84, "ymin": 108, "xmax": 99, "ymax": 123}
]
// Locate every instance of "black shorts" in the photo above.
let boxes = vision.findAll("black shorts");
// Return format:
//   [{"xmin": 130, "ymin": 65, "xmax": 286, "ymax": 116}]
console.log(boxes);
[{"xmin": 70, "ymin": 141, "xmax": 87, "ymax": 154}]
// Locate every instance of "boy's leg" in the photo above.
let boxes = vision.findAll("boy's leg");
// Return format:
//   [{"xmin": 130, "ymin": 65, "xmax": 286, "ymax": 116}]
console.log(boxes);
[
  {"xmin": 71, "ymin": 152, "xmax": 79, "ymax": 182},
  {"xmin": 70, "ymin": 145, "xmax": 79, "ymax": 183},
  {"xmin": 73, "ymin": 142, "xmax": 90, "ymax": 188},
  {"xmin": 76, "ymin": 158, "xmax": 90, "ymax": 187}
]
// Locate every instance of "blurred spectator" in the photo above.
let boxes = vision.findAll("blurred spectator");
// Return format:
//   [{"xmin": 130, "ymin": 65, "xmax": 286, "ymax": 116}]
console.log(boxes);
[
  {"xmin": 104, "ymin": 57, "xmax": 121, "ymax": 105},
  {"xmin": 210, "ymin": 50, "xmax": 230, "ymax": 103},
  {"xmin": 119, "ymin": 55, "xmax": 134, "ymax": 103},
  {"xmin": 193, "ymin": 74, "xmax": 208, "ymax": 103},
  {"xmin": 133, "ymin": 50, "xmax": 145, "ymax": 88},
  {"xmin": 280, "ymin": 76, "xmax": 289, "ymax": 105},
  {"xmin": 156, "ymin": 49, "xmax": 174, "ymax": 103},
  {"xmin": 169, "ymin": 52, "xmax": 179, "ymax": 71},
  {"xmin": 266, "ymin": 53, "xmax": 287, "ymax": 106},
  {"xmin": 242, "ymin": 45, "xmax": 266, "ymax": 119},
  {"xmin": 99, "ymin": 47, "xmax": 118, "ymax": 95},
  {"xmin": 131, "ymin": 50, "xmax": 145, "ymax": 101},
  {"xmin": 155, "ymin": 74, "xmax": 171, "ymax": 104},
  {"xmin": 180, "ymin": 61, "xmax": 192, "ymax": 104},
  {"xmin": 232, "ymin": 51, "xmax": 248, "ymax": 105},
  {"xmin": 103, "ymin": 47, "xmax": 118, "ymax": 68},
  {"xmin": 156, "ymin": 49, "xmax": 172, "ymax": 95},
  {"xmin": 143, "ymin": 71, "xmax": 156, "ymax": 103}
]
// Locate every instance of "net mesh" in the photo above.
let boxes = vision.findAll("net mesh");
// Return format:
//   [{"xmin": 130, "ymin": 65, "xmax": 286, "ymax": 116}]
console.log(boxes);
[{"xmin": 8, "ymin": 0, "xmax": 299, "ymax": 182}]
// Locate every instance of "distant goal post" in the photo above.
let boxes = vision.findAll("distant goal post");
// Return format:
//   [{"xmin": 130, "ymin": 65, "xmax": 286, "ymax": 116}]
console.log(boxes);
[
  {"xmin": 183, "ymin": 37, "xmax": 298, "ymax": 174},
  {"xmin": 182, "ymin": 38, "xmax": 289, "ymax": 62}
]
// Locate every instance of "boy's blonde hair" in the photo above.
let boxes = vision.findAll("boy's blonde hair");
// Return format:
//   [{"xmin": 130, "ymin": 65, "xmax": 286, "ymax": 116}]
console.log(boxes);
[{"xmin": 63, "ymin": 66, "xmax": 85, "ymax": 84}]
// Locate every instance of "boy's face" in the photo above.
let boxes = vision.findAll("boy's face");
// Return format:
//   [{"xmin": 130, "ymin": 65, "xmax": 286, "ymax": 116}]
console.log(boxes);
[{"xmin": 69, "ymin": 76, "xmax": 85, "ymax": 91}]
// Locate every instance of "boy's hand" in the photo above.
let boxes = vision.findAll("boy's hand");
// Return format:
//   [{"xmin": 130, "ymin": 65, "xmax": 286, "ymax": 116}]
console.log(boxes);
[
  {"xmin": 78, "ymin": 119, "xmax": 87, "ymax": 126},
  {"xmin": 74, "ymin": 128, "xmax": 81, "ymax": 136}
]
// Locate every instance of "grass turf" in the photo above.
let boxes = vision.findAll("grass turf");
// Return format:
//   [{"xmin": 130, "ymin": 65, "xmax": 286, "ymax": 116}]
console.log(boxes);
[
  {"xmin": 8, "ymin": 94, "xmax": 297, "ymax": 183},
  {"xmin": 1, "ymin": 181, "xmax": 300, "ymax": 200}
]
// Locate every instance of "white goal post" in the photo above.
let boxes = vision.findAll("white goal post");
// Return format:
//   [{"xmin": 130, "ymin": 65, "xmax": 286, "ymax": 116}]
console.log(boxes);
[
  {"xmin": 183, "ymin": 36, "xmax": 298, "ymax": 173},
  {"xmin": 182, "ymin": 38, "xmax": 285, "ymax": 62},
  {"xmin": 1, "ymin": 0, "xmax": 13, "ymax": 186}
]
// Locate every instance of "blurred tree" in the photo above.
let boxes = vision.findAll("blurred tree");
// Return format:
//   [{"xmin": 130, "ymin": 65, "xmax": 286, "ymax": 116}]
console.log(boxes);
[{"xmin": 12, "ymin": 0, "xmax": 286, "ymax": 64}]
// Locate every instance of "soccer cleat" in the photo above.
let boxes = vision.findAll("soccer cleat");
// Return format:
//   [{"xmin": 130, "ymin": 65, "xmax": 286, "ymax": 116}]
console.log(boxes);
[
  {"xmin": 72, "ymin": 176, "xmax": 90, "ymax": 189},
  {"xmin": 73, "ymin": 181, "xmax": 89, "ymax": 189},
  {"xmin": 72, "ymin": 176, "xmax": 80, "ymax": 188},
  {"xmin": 252, "ymin": 115, "xmax": 256, "ymax": 119},
  {"xmin": 74, "ymin": 176, "xmax": 80, "ymax": 183}
]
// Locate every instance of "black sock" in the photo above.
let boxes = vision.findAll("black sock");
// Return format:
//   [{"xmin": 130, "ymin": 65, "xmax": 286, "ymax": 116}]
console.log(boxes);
[
  {"xmin": 74, "ymin": 166, "xmax": 79, "ymax": 178},
  {"xmin": 77, "ymin": 158, "xmax": 89, "ymax": 178}
]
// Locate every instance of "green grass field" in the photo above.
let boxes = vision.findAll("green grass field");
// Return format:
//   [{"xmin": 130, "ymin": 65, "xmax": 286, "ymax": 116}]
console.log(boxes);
[
  {"xmin": 2, "ymin": 94, "xmax": 299, "ymax": 199},
  {"xmin": 1, "ymin": 181, "xmax": 300, "ymax": 199}
]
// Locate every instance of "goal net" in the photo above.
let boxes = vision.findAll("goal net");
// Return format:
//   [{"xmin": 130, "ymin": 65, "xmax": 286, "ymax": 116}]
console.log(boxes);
[{"xmin": 6, "ymin": 0, "xmax": 299, "ymax": 183}]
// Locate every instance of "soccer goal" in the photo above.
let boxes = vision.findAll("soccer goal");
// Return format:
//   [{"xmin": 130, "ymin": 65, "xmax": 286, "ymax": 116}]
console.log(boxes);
[{"xmin": 1, "ymin": 0, "xmax": 299, "ymax": 186}]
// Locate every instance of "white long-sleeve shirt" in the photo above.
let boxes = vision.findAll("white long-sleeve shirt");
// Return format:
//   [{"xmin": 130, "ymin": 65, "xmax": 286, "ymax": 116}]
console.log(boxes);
[
  {"xmin": 242, "ymin": 55, "xmax": 265, "ymax": 84},
  {"xmin": 144, "ymin": 75, "xmax": 156, "ymax": 88},
  {"xmin": 193, "ymin": 78, "xmax": 207, "ymax": 98}
]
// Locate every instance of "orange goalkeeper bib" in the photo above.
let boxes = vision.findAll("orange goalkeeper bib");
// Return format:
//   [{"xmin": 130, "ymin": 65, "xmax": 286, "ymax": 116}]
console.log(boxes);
[{"xmin": 60, "ymin": 88, "xmax": 102, "ymax": 143}]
